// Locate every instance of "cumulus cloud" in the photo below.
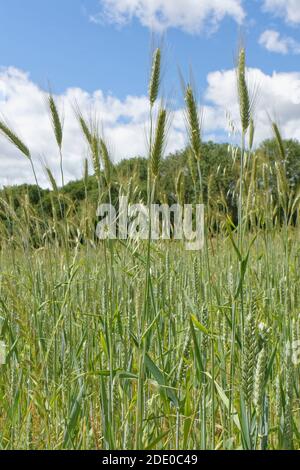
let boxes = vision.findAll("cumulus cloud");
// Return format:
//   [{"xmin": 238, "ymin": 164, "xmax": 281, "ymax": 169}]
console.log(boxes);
[
  {"xmin": 0, "ymin": 67, "xmax": 185, "ymax": 187},
  {"xmin": 1, "ymin": 65, "xmax": 300, "ymax": 187},
  {"xmin": 205, "ymin": 67, "xmax": 300, "ymax": 144},
  {"xmin": 92, "ymin": 0, "xmax": 245, "ymax": 33},
  {"xmin": 259, "ymin": 29, "xmax": 300, "ymax": 55},
  {"xmin": 263, "ymin": 0, "xmax": 300, "ymax": 24}
]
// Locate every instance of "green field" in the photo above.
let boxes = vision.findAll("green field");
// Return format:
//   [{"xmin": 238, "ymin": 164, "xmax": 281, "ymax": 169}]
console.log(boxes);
[{"xmin": 0, "ymin": 47, "xmax": 300, "ymax": 450}]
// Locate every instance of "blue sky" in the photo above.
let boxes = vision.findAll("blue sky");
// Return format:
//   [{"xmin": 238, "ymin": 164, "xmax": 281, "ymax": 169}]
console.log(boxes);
[
  {"xmin": 0, "ymin": 0, "xmax": 299, "ymax": 97},
  {"xmin": 0, "ymin": 0, "xmax": 300, "ymax": 186}
]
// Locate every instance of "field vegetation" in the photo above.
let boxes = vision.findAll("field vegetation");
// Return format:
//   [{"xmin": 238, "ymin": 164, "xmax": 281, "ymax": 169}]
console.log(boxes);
[{"xmin": 0, "ymin": 47, "xmax": 300, "ymax": 450}]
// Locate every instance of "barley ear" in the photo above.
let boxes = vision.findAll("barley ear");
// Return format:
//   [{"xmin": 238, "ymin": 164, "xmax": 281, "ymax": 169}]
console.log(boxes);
[
  {"xmin": 149, "ymin": 48, "xmax": 161, "ymax": 107},
  {"xmin": 188, "ymin": 149, "xmax": 197, "ymax": 187},
  {"xmin": 83, "ymin": 158, "xmax": 89, "ymax": 188},
  {"xmin": 77, "ymin": 113, "xmax": 92, "ymax": 146},
  {"xmin": 91, "ymin": 134, "xmax": 101, "ymax": 182},
  {"xmin": 0, "ymin": 120, "xmax": 31, "ymax": 159},
  {"xmin": 237, "ymin": 47, "xmax": 250, "ymax": 135},
  {"xmin": 151, "ymin": 108, "xmax": 167, "ymax": 179},
  {"xmin": 249, "ymin": 118, "xmax": 255, "ymax": 150},
  {"xmin": 48, "ymin": 94, "xmax": 63, "ymax": 150},
  {"xmin": 272, "ymin": 122, "xmax": 286, "ymax": 161},
  {"xmin": 253, "ymin": 346, "xmax": 267, "ymax": 417},
  {"xmin": 185, "ymin": 85, "xmax": 201, "ymax": 161},
  {"xmin": 242, "ymin": 309, "xmax": 257, "ymax": 407},
  {"xmin": 99, "ymin": 138, "xmax": 113, "ymax": 187},
  {"xmin": 75, "ymin": 111, "xmax": 101, "ymax": 183},
  {"xmin": 176, "ymin": 169, "xmax": 185, "ymax": 205},
  {"xmin": 45, "ymin": 167, "xmax": 59, "ymax": 193}
]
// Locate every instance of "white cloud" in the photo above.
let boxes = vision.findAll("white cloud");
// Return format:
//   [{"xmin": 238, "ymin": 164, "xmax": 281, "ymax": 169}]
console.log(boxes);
[
  {"xmin": 1, "ymin": 65, "xmax": 300, "ymax": 187},
  {"xmin": 0, "ymin": 67, "xmax": 185, "ymax": 187},
  {"xmin": 93, "ymin": 0, "xmax": 245, "ymax": 33},
  {"xmin": 205, "ymin": 67, "xmax": 300, "ymax": 144},
  {"xmin": 259, "ymin": 29, "xmax": 300, "ymax": 54},
  {"xmin": 263, "ymin": 0, "xmax": 300, "ymax": 24}
]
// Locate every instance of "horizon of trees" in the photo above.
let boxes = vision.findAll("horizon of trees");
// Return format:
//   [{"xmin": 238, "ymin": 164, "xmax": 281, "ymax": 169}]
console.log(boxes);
[{"xmin": 1, "ymin": 138, "xmax": 300, "ymax": 224}]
